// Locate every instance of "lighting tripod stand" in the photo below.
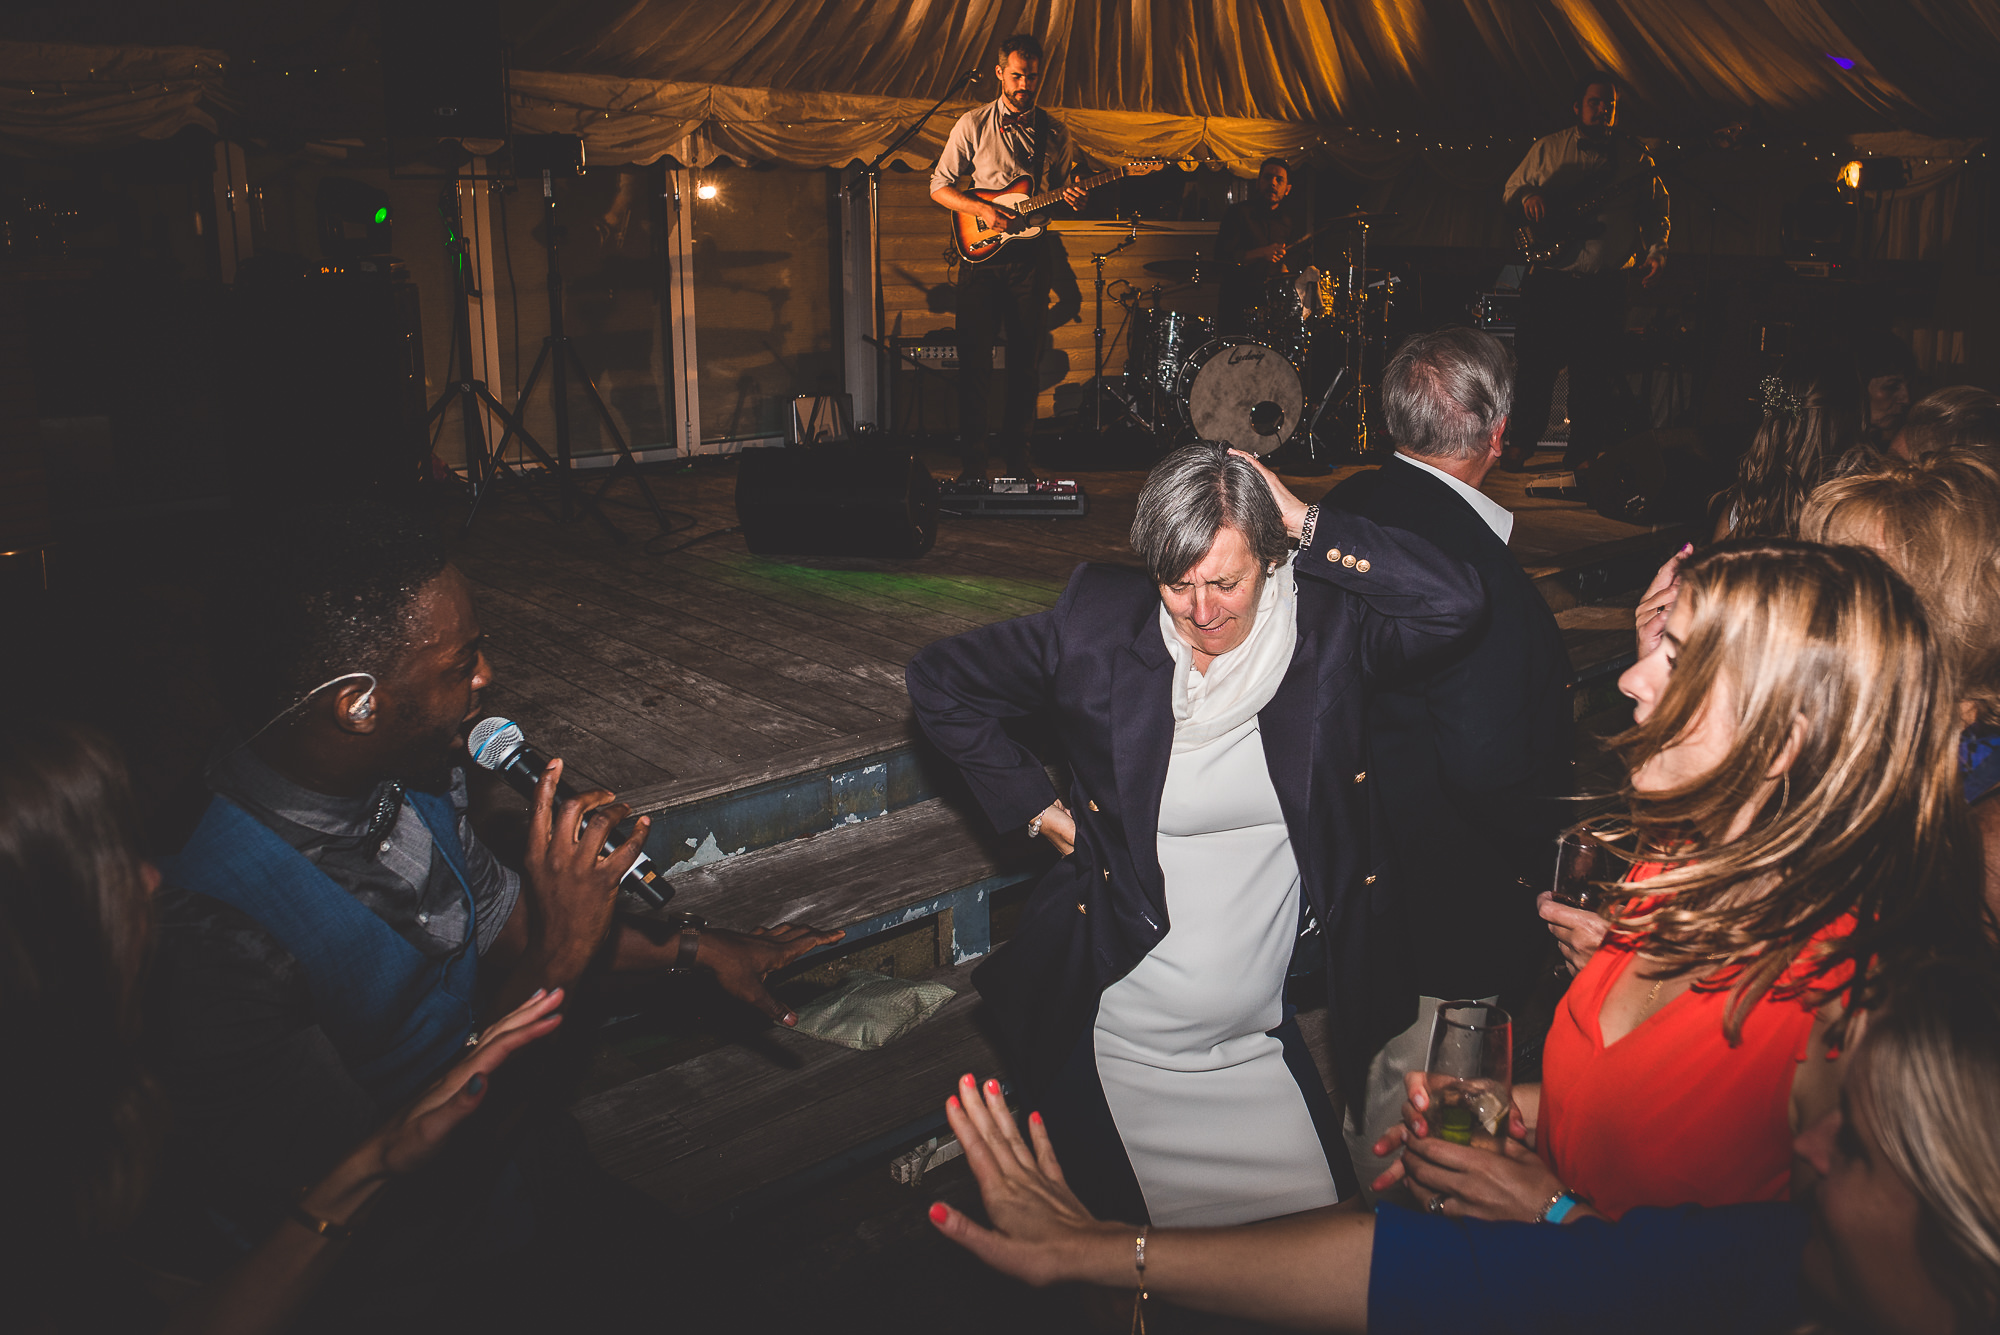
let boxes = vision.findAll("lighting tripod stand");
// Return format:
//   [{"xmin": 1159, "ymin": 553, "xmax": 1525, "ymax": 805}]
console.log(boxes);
[
  {"xmin": 423, "ymin": 175, "xmax": 566, "ymax": 531},
  {"xmin": 465, "ymin": 136, "xmax": 669, "ymax": 540}
]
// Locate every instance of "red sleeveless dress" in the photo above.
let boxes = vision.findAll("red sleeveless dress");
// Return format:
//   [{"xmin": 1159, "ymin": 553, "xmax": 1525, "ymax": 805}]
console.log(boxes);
[{"xmin": 1537, "ymin": 865, "xmax": 1851, "ymax": 1220}]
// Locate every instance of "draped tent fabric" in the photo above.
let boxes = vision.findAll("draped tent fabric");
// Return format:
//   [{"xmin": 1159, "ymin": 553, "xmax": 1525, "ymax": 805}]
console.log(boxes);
[
  {"xmin": 499, "ymin": 0, "xmax": 2000, "ymax": 133},
  {"xmin": 0, "ymin": 40, "xmax": 224, "ymax": 156}
]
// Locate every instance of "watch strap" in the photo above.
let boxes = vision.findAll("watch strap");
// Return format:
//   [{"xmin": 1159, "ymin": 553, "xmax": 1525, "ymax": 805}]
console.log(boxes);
[{"xmin": 1537, "ymin": 1190, "xmax": 1580, "ymax": 1225}]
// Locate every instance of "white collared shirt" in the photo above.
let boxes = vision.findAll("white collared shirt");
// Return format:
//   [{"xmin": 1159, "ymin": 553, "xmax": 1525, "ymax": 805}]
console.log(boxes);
[{"xmin": 1396, "ymin": 451, "xmax": 1515, "ymax": 545}]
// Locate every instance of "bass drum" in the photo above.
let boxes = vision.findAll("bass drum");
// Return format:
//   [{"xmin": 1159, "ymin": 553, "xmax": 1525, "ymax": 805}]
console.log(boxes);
[{"xmin": 1174, "ymin": 340, "xmax": 1304, "ymax": 455}]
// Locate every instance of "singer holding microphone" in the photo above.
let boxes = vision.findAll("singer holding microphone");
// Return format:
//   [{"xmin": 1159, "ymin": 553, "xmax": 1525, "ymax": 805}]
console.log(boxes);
[{"xmin": 146, "ymin": 504, "xmax": 839, "ymax": 1317}]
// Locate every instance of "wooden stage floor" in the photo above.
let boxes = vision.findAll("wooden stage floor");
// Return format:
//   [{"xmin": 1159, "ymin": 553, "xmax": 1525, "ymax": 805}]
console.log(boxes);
[{"xmin": 454, "ymin": 451, "xmax": 1665, "ymax": 810}]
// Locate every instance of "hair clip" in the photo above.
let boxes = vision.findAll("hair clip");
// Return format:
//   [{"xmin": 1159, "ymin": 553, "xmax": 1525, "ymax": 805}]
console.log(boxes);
[{"xmin": 1757, "ymin": 376, "xmax": 1805, "ymax": 420}]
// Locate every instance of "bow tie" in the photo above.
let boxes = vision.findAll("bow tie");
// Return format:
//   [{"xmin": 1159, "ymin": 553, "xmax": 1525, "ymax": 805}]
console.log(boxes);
[{"xmin": 1002, "ymin": 111, "xmax": 1035, "ymax": 130}]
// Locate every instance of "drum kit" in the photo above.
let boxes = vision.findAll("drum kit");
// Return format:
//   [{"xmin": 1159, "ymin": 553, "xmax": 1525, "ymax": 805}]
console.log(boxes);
[{"xmin": 1093, "ymin": 208, "xmax": 1402, "ymax": 462}]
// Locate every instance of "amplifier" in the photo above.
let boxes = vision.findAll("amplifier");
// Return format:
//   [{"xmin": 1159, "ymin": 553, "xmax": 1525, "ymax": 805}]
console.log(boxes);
[
  {"xmin": 900, "ymin": 343, "xmax": 1007, "ymax": 369},
  {"xmin": 1473, "ymin": 292, "xmax": 1519, "ymax": 331},
  {"xmin": 936, "ymin": 477, "xmax": 1088, "ymax": 519}
]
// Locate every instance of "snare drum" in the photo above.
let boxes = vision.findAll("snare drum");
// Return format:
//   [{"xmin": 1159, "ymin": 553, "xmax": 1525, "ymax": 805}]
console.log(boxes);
[
  {"xmin": 1174, "ymin": 340, "xmax": 1304, "ymax": 455},
  {"xmin": 1132, "ymin": 310, "xmax": 1214, "ymax": 392}
]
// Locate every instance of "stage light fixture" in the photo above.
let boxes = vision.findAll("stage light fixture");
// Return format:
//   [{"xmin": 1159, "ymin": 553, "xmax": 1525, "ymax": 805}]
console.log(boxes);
[
  {"xmin": 696, "ymin": 182, "xmax": 719, "ymax": 200},
  {"xmin": 1838, "ymin": 160, "xmax": 1862, "ymax": 190}
]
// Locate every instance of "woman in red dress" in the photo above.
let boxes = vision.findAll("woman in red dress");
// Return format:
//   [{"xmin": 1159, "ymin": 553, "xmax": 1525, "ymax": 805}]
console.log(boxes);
[{"xmin": 1377, "ymin": 539, "xmax": 1985, "ymax": 1221}]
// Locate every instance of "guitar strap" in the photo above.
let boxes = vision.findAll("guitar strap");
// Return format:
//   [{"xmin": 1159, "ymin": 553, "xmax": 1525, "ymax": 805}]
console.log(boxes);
[{"xmin": 1031, "ymin": 108, "xmax": 1047, "ymax": 195}]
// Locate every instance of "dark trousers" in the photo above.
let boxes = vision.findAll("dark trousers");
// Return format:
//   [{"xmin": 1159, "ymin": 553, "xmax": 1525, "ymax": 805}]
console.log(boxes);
[
  {"xmin": 1508, "ymin": 266, "xmax": 1628, "ymax": 467},
  {"xmin": 955, "ymin": 242, "xmax": 1050, "ymax": 469}
]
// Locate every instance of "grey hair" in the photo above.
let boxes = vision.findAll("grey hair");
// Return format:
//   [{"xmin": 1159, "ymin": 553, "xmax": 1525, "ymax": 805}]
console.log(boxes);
[
  {"xmin": 1381, "ymin": 327, "xmax": 1516, "ymax": 461},
  {"xmin": 1130, "ymin": 444, "xmax": 1290, "ymax": 584}
]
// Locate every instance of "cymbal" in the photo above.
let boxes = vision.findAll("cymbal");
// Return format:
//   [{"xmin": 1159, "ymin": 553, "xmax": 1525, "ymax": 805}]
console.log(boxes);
[
  {"xmin": 1143, "ymin": 258, "xmax": 1205, "ymax": 280},
  {"xmin": 1327, "ymin": 208, "xmax": 1399, "ymax": 223}
]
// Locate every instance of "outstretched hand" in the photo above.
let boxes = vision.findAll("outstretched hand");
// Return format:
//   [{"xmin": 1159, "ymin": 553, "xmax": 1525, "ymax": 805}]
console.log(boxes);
[
  {"xmin": 1227, "ymin": 448, "xmax": 1310, "ymax": 539},
  {"xmin": 701, "ymin": 923, "xmax": 845, "ymax": 1027},
  {"xmin": 928, "ymin": 1073, "xmax": 1122, "ymax": 1287},
  {"xmin": 339, "ymin": 987, "xmax": 566, "ymax": 1185}
]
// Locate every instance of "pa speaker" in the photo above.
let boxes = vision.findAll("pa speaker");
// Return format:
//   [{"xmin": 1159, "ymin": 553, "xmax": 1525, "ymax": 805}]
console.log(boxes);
[{"xmin": 735, "ymin": 443, "xmax": 939, "ymax": 559}]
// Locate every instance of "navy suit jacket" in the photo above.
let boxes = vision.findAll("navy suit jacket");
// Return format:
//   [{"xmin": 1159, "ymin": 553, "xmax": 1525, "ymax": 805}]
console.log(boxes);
[
  {"xmin": 1329, "ymin": 457, "xmax": 1575, "ymax": 999},
  {"xmin": 906, "ymin": 508, "xmax": 1484, "ymax": 1100}
]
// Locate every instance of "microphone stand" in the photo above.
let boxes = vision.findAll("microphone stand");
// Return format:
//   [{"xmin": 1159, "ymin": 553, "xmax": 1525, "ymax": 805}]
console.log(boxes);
[{"xmin": 847, "ymin": 70, "xmax": 980, "ymax": 437}]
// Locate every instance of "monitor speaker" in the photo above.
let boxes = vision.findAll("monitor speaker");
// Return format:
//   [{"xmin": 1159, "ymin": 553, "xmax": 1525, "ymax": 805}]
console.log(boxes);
[
  {"xmin": 381, "ymin": 1, "xmax": 510, "ymax": 142},
  {"xmin": 735, "ymin": 442, "xmax": 939, "ymax": 559}
]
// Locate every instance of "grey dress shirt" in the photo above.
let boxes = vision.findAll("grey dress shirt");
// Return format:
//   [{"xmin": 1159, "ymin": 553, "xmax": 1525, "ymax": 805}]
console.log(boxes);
[{"xmin": 930, "ymin": 98, "xmax": 1076, "ymax": 197}]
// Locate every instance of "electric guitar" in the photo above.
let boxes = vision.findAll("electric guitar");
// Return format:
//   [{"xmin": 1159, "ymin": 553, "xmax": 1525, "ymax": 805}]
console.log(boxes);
[{"xmin": 950, "ymin": 160, "xmax": 1167, "ymax": 264}]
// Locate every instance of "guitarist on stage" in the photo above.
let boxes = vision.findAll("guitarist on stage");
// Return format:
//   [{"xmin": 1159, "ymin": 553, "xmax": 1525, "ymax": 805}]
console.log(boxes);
[
  {"xmin": 1500, "ymin": 71, "xmax": 1668, "ymax": 473},
  {"xmin": 931, "ymin": 33, "xmax": 1087, "ymax": 482}
]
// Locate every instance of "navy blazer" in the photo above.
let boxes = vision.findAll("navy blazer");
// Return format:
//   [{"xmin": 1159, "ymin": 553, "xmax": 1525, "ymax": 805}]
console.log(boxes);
[
  {"xmin": 1330, "ymin": 457, "xmax": 1576, "ymax": 999},
  {"xmin": 906, "ymin": 508, "xmax": 1485, "ymax": 1100}
]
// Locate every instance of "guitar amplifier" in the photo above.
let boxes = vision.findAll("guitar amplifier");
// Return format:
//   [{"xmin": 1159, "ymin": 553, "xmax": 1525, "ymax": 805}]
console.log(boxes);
[{"xmin": 899, "ymin": 343, "xmax": 1006, "ymax": 369}]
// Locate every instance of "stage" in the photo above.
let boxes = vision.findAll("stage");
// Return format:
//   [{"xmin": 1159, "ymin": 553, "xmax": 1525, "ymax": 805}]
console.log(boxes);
[{"xmin": 458, "ymin": 452, "xmax": 1678, "ymax": 814}]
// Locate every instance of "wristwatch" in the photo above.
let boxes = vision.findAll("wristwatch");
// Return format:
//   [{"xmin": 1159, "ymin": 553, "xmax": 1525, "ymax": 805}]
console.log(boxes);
[
  {"xmin": 1535, "ymin": 1189, "xmax": 1582, "ymax": 1225},
  {"xmin": 663, "ymin": 912, "xmax": 705, "ymax": 973}
]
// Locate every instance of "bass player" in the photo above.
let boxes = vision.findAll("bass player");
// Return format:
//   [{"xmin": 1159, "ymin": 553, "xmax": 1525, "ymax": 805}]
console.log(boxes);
[
  {"xmin": 1501, "ymin": 71, "xmax": 1668, "ymax": 473},
  {"xmin": 931, "ymin": 33, "xmax": 1087, "ymax": 482}
]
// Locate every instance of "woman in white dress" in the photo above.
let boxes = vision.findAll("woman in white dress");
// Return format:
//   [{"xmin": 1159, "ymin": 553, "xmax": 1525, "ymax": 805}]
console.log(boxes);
[{"xmin": 907, "ymin": 444, "xmax": 1483, "ymax": 1226}]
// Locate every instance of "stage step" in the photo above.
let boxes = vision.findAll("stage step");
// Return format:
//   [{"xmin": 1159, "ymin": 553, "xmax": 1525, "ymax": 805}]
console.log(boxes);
[
  {"xmin": 575, "ymin": 955, "xmax": 1002, "ymax": 1221},
  {"xmin": 636, "ymin": 794, "xmax": 1050, "ymax": 966},
  {"xmin": 578, "ymin": 529, "xmax": 1689, "ymax": 1218}
]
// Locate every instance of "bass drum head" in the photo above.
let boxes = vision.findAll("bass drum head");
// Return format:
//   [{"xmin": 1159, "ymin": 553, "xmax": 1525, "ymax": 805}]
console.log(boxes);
[{"xmin": 1176, "ymin": 341, "xmax": 1303, "ymax": 454}]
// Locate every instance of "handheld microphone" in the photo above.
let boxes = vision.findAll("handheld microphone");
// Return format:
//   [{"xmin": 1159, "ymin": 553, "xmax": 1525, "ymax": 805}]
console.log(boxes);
[
  {"xmin": 467, "ymin": 717, "xmax": 671, "ymax": 909},
  {"xmin": 962, "ymin": 69, "xmax": 981, "ymax": 86}
]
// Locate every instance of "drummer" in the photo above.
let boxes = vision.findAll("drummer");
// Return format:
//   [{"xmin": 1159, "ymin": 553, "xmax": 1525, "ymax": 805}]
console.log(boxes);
[{"xmin": 1217, "ymin": 157, "xmax": 1308, "ymax": 337}]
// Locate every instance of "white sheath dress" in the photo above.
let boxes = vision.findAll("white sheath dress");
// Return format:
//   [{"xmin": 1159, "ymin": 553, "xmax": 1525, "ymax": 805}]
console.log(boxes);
[{"xmin": 1090, "ymin": 705, "xmax": 1341, "ymax": 1227}]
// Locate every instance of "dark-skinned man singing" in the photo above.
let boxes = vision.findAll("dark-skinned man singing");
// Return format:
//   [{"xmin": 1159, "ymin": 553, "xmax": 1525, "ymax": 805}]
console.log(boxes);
[{"xmin": 143, "ymin": 504, "xmax": 839, "ymax": 1322}]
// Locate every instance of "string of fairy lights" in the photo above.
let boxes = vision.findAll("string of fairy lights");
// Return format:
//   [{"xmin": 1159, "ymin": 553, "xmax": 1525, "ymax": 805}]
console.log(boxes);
[{"xmin": 0, "ymin": 63, "xmax": 1989, "ymax": 172}]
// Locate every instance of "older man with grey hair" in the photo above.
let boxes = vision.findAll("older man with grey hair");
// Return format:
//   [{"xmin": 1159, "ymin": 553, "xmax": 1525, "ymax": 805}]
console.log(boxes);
[
  {"xmin": 1326, "ymin": 327, "xmax": 1575, "ymax": 1195},
  {"xmin": 906, "ymin": 442, "xmax": 1482, "ymax": 1229}
]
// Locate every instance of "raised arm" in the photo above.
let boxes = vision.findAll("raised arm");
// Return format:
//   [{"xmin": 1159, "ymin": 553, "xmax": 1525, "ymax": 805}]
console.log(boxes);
[
  {"xmin": 1228, "ymin": 452, "xmax": 1484, "ymax": 674},
  {"xmin": 905, "ymin": 573, "xmax": 1079, "ymax": 835}
]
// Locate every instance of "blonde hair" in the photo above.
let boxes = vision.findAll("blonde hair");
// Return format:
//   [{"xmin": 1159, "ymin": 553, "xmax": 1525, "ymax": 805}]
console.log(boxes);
[
  {"xmin": 1713, "ymin": 376, "xmax": 1850, "ymax": 539},
  {"xmin": 1898, "ymin": 385, "xmax": 2000, "ymax": 459},
  {"xmin": 1862, "ymin": 962, "xmax": 2000, "ymax": 1327},
  {"xmin": 1600, "ymin": 540, "xmax": 1974, "ymax": 1039},
  {"xmin": 1800, "ymin": 451, "xmax": 2000, "ymax": 727}
]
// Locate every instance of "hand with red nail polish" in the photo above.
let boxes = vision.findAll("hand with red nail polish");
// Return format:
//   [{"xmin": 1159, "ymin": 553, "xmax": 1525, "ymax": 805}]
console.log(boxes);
[{"xmin": 932, "ymin": 1073, "xmax": 1123, "ymax": 1287}]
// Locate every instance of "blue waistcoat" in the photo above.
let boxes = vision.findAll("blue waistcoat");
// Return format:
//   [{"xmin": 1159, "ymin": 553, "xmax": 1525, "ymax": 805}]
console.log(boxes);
[{"xmin": 166, "ymin": 789, "xmax": 481, "ymax": 1107}]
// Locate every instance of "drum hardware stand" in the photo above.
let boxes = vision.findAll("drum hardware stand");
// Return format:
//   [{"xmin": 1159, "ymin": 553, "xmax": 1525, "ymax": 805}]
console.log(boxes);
[
  {"xmin": 1089, "ymin": 219, "xmax": 1145, "ymax": 434},
  {"xmin": 466, "ymin": 153, "xmax": 670, "ymax": 541},
  {"xmin": 423, "ymin": 176, "xmax": 563, "ymax": 532}
]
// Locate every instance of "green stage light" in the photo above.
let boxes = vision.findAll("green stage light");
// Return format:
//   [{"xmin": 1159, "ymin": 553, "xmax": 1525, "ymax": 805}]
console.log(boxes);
[{"xmin": 372, "ymin": 206, "xmax": 389, "ymax": 225}]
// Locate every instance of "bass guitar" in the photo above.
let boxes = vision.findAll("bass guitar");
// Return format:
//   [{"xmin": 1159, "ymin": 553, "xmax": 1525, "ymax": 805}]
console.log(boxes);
[
  {"xmin": 950, "ymin": 160, "xmax": 1167, "ymax": 264},
  {"xmin": 1514, "ymin": 168, "xmax": 1656, "ymax": 267}
]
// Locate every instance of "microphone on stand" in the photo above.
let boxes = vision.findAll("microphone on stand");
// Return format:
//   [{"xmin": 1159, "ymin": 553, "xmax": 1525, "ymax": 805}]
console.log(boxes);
[{"xmin": 467, "ymin": 717, "xmax": 671, "ymax": 909}]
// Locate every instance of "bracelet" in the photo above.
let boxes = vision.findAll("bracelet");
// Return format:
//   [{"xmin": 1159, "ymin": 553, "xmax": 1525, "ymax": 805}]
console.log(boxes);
[
  {"xmin": 662, "ymin": 912, "xmax": 705, "ymax": 973},
  {"xmin": 288, "ymin": 1201, "xmax": 357, "ymax": 1243},
  {"xmin": 1297, "ymin": 503, "xmax": 1320, "ymax": 550},
  {"xmin": 1535, "ymin": 1189, "xmax": 1581, "ymax": 1225},
  {"xmin": 1132, "ymin": 1226, "xmax": 1150, "ymax": 1333}
]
